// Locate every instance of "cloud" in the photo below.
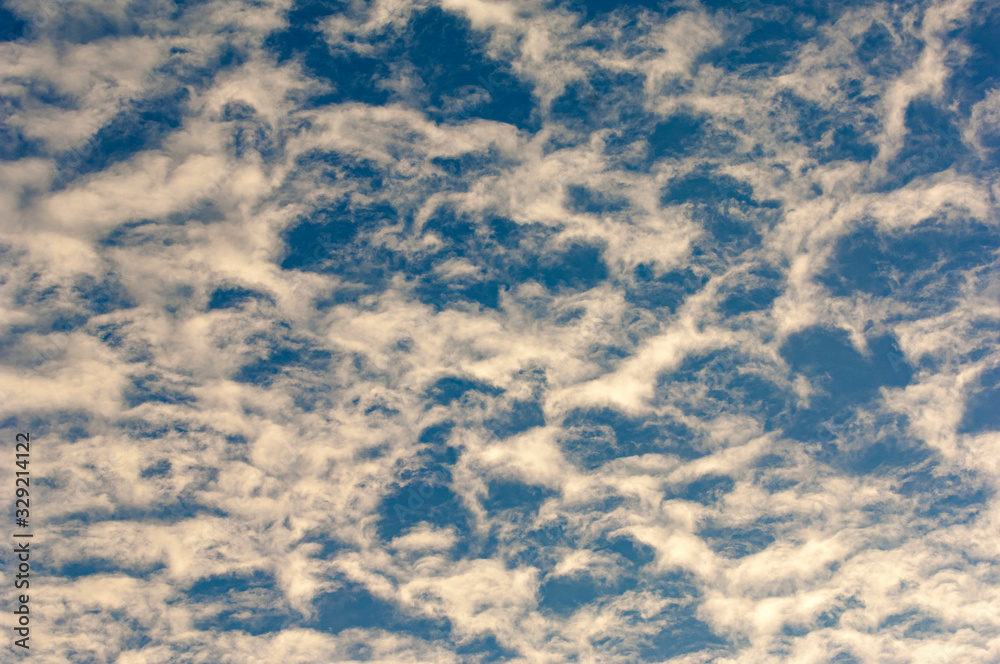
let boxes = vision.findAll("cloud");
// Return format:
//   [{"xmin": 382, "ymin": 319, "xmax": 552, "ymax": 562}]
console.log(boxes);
[{"xmin": 2, "ymin": 0, "xmax": 999, "ymax": 660}]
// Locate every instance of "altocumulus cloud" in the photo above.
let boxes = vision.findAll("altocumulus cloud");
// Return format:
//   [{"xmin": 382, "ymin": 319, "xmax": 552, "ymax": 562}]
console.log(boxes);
[{"xmin": 1, "ymin": 0, "xmax": 999, "ymax": 661}]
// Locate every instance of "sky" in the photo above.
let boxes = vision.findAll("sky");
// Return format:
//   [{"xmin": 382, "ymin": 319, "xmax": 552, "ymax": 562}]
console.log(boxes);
[{"xmin": 1, "ymin": 0, "xmax": 999, "ymax": 661}]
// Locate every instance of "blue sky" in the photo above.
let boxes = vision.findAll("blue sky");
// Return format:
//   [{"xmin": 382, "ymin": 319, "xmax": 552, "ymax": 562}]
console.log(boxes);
[{"xmin": 1, "ymin": 0, "xmax": 999, "ymax": 661}]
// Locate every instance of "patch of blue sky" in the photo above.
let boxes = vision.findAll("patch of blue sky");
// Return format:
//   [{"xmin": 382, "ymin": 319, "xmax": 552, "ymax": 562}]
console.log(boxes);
[
  {"xmin": 279, "ymin": 200, "xmax": 401, "ymax": 300},
  {"xmin": 554, "ymin": 0, "xmax": 669, "ymax": 24},
  {"xmin": 453, "ymin": 634, "xmax": 521, "ymax": 663},
  {"xmin": 51, "ymin": 495, "xmax": 229, "ymax": 526},
  {"xmin": 228, "ymin": 119, "xmax": 282, "ymax": 162},
  {"xmin": 626, "ymin": 265, "xmax": 710, "ymax": 315},
  {"xmin": 482, "ymin": 478, "xmax": 557, "ymax": 519},
  {"xmin": 561, "ymin": 407, "xmax": 702, "ymax": 469},
  {"xmin": 233, "ymin": 343, "xmax": 334, "ymax": 387},
  {"xmin": 899, "ymin": 466, "xmax": 995, "ymax": 527},
  {"xmin": 537, "ymin": 569, "xmax": 636, "ymax": 615},
  {"xmin": 283, "ymin": 193, "xmax": 615, "ymax": 310},
  {"xmin": 378, "ymin": 475, "xmax": 473, "ymax": 543},
  {"xmin": 43, "ymin": 556, "xmax": 169, "ymax": 581},
  {"xmin": 484, "ymin": 398, "xmax": 546, "ymax": 437},
  {"xmin": 0, "ymin": 123, "xmax": 43, "ymax": 160},
  {"xmin": 700, "ymin": 3, "xmax": 833, "ymax": 77},
  {"xmin": 431, "ymin": 147, "xmax": 511, "ymax": 182},
  {"xmin": 879, "ymin": 99, "xmax": 971, "ymax": 190},
  {"xmin": 946, "ymin": 0, "xmax": 1000, "ymax": 114},
  {"xmin": 661, "ymin": 171, "xmax": 782, "ymax": 265},
  {"xmin": 698, "ymin": 521, "xmax": 778, "ymax": 558},
  {"xmin": 818, "ymin": 218, "xmax": 1000, "ymax": 313},
  {"xmin": 639, "ymin": 614, "xmax": 729, "ymax": 660},
  {"xmin": 272, "ymin": 4, "xmax": 536, "ymax": 129},
  {"xmin": 718, "ymin": 264, "xmax": 785, "ymax": 316},
  {"xmin": 52, "ymin": 85, "xmax": 193, "ymax": 181},
  {"xmin": 123, "ymin": 372, "xmax": 197, "ymax": 408},
  {"xmin": 0, "ymin": 3, "xmax": 29, "ymax": 41},
  {"xmin": 648, "ymin": 112, "xmax": 742, "ymax": 163},
  {"xmin": 425, "ymin": 376, "xmax": 504, "ymax": 406},
  {"xmin": 392, "ymin": 7, "xmax": 536, "ymax": 129},
  {"xmin": 779, "ymin": 327, "xmax": 913, "ymax": 439},
  {"xmin": 959, "ymin": 366, "xmax": 1000, "ymax": 434},
  {"xmin": 564, "ymin": 183, "xmax": 630, "ymax": 215},
  {"xmin": 836, "ymin": 418, "xmax": 933, "ymax": 477},
  {"xmin": 550, "ymin": 69, "xmax": 648, "ymax": 136},
  {"xmin": 268, "ymin": 23, "xmax": 391, "ymax": 107},
  {"xmin": 378, "ymin": 426, "xmax": 475, "ymax": 552},
  {"xmin": 97, "ymin": 219, "xmax": 182, "ymax": 249},
  {"xmin": 658, "ymin": 349, "xmax": 790, "ymax": 427},
  {"xmin": 186, "ymin": 570, "xmax": 278, "ymax": 603},
  {"xmin": 311, "ymin": 576, "xmax": 451, "ymax": 637},
  {"xmin": 776, "ymin": 89, "xmax": 881, "ymax": 164},
  {"xmin": 193, "ymin": 601, "xmax": 292, "ymax": 636},
  {"xmin": 206, "ymin": 285, "xmax": 272, "ymax": 311},
  {"xmin": 853, "ymin": 19, "xmax": 920, "ymax": 79},
  {"xmin": 73, "ymin": 272, "xmax": 137, "ymax": 316}
]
